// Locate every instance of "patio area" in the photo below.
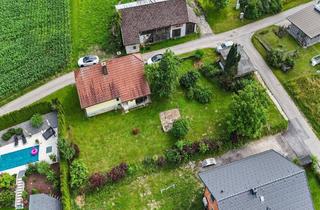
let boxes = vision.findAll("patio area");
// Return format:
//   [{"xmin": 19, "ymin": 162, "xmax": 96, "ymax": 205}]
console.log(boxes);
[{"xmin": 0, "ymin": 112, "xmax": 59, "ymax": 175}]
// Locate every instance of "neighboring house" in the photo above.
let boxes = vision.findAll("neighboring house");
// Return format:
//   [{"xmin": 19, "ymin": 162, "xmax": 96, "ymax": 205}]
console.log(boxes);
[
  {"xmin": 287, "ymin": 4, "xmax": 320, "ymax": 47},
  {"xmin": 116, "ymin": 0, "xmax": 197, "ymax": 54},
  {"xmin": 74, "ymin": 54, "xmax": 151, "ymax": 117},
  {"xmin": 199, "ymin": 150, "xmax": 314, "ymax": 210},
  {"xmin": 218, "ymin": 45, "xmax": 256, "ymax": 77},
  {"xmin": 29, "ymin": 194, "xmax": 61, "ymax": 210}
]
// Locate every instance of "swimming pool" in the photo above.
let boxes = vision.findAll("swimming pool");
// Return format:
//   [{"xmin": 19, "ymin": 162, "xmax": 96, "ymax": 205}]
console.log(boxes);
[{"xmin": 0, "ymin": 145, "xmax": 39, "ymax": 172}]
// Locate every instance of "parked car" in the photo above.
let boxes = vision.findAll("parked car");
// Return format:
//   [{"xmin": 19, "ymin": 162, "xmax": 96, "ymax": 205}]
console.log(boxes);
[
  {"xmin": 147, "ymin": 54, "xmax": 163, "ymax": 65},
  {"xmin": 216, "ymin": 41, "xmax": 234, "ymax": 53},
  {"xmin": 311, "ymin": 54, "xmax": 320, "ymax": 67},
  {"xmin": 78, "ymin": 55, "xmax": 99, "ymax": 67},
  {"xmin": 201, "ymin": 158, "xmax": 217, "ymax": 168}
]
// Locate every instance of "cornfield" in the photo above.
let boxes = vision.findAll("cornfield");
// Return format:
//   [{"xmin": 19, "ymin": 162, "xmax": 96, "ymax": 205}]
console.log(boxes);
[{"xmin": 0, "ymin": 0, "xmax": 71, "ymax": 99}]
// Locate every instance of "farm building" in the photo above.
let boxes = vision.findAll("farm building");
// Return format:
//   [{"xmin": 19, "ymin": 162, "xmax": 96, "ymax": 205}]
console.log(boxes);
[
  {"xmin": 287, "ymin": 4, "xmax": 320, "ymax": 47},
  {"xmin": 116, "ymin": 0, "xmax": 197, "ymax": 54},
  {"xmin": 199, "ymin": 150, "xmax": 314, "ymax": 210},
  {"xmin": 74, "ymin": 54, "xmax": 151, "ymax": 117}
]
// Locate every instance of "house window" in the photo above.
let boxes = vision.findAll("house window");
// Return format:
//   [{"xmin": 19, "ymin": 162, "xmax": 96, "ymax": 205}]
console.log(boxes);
[
  {"xmin": 186, "ymin": 23, "xmax": 195, "ymax": 35},
  {"xmin": 172, "ymin": 29, "xmax": 181, "ymax": 38},
  {"xmin": 46, "ymin": 146, "xmax": 52, "ymax": 154},
  {"xmin": 135, "ymin": 96, "xmax": 147, "ymax": 105},
  {"xmin": 133, "ymin": 46, "xmax": 137, "ymax": 50}
]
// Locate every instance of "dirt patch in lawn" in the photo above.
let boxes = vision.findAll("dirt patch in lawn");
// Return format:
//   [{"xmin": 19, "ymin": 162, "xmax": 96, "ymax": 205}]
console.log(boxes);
[{"xmin": 25, "ymin": 163, "xmax": 60, "ymax": 195}]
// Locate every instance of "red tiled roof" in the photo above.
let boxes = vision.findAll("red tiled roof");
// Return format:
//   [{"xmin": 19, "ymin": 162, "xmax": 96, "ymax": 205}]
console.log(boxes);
[{"xmin": 74, "ymin": 54, "xmax": 151, "ymax": 109}]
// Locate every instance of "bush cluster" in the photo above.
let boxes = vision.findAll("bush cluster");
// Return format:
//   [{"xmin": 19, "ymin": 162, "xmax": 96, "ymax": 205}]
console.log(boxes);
[
  {"xmin": 1, "ymin": 127, "xmax": 23, "ymax": 141},
  {"xmin": 267, "ymin": 48, "xmax": 295, "ymax": 72},
  {"xmin": 88, "ymin": 163, "xmax": 129, "ymax": 191},
  {"xmin": 58, "ymin": 138, "xmax": 76, "ymax": 162},
  {"xmin": 200, "ymin": 63, "xmax": 221, "ymax": 81},
  {"xmin": 164, "ymin": 139, "xmax": 220, "ymax": 164},
  {"xmin": 70, "ymin": 160, "xmax": 89, "ymax": 190},
  {"xmin": 170, "ymin": 119, "xmax": 189, "ymax": 139},
  {"xmin": 0, "ymin": 173, "xmax": 16, "ymax": 208},
  {"xmin": 179, "ymin": 70, "xmax": 212, "ymax": 104}
]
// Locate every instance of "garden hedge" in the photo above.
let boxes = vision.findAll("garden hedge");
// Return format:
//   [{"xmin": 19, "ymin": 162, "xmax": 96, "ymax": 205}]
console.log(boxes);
[
  {"xmin": 0, "ymin": 102, "xmax": 52, "ymax": 131},
  {"xmin": 60, "ymin": 160, "xmax": 72, "ymax": 210}
]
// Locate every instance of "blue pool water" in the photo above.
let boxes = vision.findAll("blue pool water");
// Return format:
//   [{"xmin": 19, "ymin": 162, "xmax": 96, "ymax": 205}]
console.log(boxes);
[{"xmin": 0, "ymin": 145, "xmax": 39, "ymax": 172}]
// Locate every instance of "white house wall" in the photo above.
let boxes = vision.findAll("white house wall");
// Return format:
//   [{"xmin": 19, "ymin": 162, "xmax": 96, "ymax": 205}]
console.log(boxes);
[
  {"xmin": 85, "ymin": 99, "xmax": 121, "ymax": 117},
  {"xmin": 170, "ymin": 23, "xmax": 186, "ymax": 38}
]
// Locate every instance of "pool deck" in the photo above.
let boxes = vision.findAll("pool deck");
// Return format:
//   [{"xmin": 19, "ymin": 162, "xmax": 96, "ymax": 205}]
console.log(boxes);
[{"xmin": 0, "ymin": 113, "xmax": 59, "ymax": 175}]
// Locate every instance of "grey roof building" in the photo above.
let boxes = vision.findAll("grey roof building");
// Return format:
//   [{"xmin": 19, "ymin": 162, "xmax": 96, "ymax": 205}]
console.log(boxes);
[
  {"xmin": 199, "ymin": 150, "xmax": 314, "ymax": 210},
  {"xmin": 219, "ymin": 45, "xmax": 256, "ymax": 77},
  {"xmin": 116, "ymin": 0, "xmax": 197, "ymax": 54},
  {"xmin": 287, "ymin": 4, "xmax": 320, "ymax": 47},
  {"xmin": 29, "ymin": 194, "xmax": 61, "ymax": 210}
]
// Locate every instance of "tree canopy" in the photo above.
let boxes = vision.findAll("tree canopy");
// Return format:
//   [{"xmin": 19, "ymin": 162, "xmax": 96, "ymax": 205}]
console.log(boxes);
[
  {"xmin": 227, "ymin": 80, "xmax": 269, "ymax": 139},
  {"xmin": 220, "ymin": 44, "xmax": 241, "ymax": 90},
  {"xmin": 146, "ymin": 50, "xmax": 180, "ymax": 98}
]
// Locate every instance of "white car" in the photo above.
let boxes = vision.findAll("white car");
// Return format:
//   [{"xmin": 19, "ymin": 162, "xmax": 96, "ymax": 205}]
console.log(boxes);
[
  {"xmin": 147, "ymin": 54, "xmax": 163, "ymax": 65},
  {"xmin": 216, "ymin": 41, "xmax": 234, "ymax": 53},
  {"xmin": 311, "ymin": 55, "xmax": 320, "ymax": 67},
  {"xmin": 78, "ymin": 55, "xmax": 99, "ymax": 67},
  {"xmin": 201, "ymin": 158, "xmax": 217, "ymax": 168}
]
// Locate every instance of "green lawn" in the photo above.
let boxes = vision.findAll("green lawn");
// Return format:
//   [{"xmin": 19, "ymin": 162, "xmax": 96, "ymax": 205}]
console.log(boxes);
[
  {"xmin": 40, "ymin": 49, "xmax": 285, "ymax": 172},
  {"xmin": 82, "ymin": 167, "xmax": 202, "ymax": 209},
  {"xmin": 198, "ymin": 0, "xmax": 311, "ymax": 33},
  {"xmin": 307, "ymin": 169, "xmax": 320, "ymax": 210},
  {"xmin": 252, "ymin": 25, "xmax": 320, "ymax": 137}
]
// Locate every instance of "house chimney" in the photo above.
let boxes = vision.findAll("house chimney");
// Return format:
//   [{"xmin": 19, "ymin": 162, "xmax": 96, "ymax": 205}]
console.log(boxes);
[{"xmin": 101, "ymin": 62, "xmax": 108, "ymax": 75}]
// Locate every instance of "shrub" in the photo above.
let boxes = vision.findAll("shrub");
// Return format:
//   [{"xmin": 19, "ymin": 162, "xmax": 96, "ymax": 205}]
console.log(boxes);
[
  {"xmin": 25, "ymin": 164, "xmax": 37, "ymax": 176},
  {"xmin": 179, "ymin": 71, "xmax": 200, "ymax": 90},
  {"xmin": 194, "ymin": 49, "xmax": 204, "ymax": 60},
  {"xmin": 46, "ymin": 170, "xmax": 59, "ymax": 189},
  {"xmin": 70, "ymin": 160, "xmax": 89, "ymax": 190},
  {"xmin": 200, "ymin": 63, "xmax": 221, "ymax": 80},
  {"xmin": 31, "ymin": 188, "xmax": 40, "ymax": 194},
  {"xmin": 165, "ymin": 148, "xmax": 182, "ymax": 163},
  {"xmin": 15, "ymin": 127, "xmax": 23, "ymax": 135},
  {"xmin": 58, "ymin": 138, "xmax": 75, "ymax": 162},
  {"xmin": 156, "ymin": 156, "xmax": 167, "ymax": 167},
  {"xmin": 36, "ymin": 161, "xmax": 51, "ymax": 175},
  {"xmin": 170, "ymin": 119, "xmax": 189, "ymax": 139},
  {"xmin": 1, "ymin": 132, "xmax": 12, "ymax": 141},
  {"xmin": 0, "ymin": 190, "xmax": 15, "ymax": 207},
  {"xmin": 60, "ymin": 160, "xmax": 71, "ymax": 210},
  {"xmin": 7, "ymin": 128, "xmax": 16, "ymax": 136},
  {"xmin": 132, "ymin": 128, "xmax": 140, "ymax": 135},
  {"xmin": 49, "ymin": 154, "xmax": 57, "ymax": 162},
  {"xmin": 0, "ymin": 173, "xmax": 15, "ymax": 189},
  {"xmin": 89, "ymin": 172, "xmax": 107, "ymax": 189},
  {"xmin": 186, "ymin": 88, "xmax": 195, "ymax": 100},
  {"xmin": 22, "ymin": 191, "xmax": 28, "ymax": 200},
  {"xmin": 199, "ymin": 142, "xmax": 209, "ymax": 154},
  {"xmin": 143, "ymin": 156, "xmax": 154, "ymax": 166},
  {"xmin": 194, "ymin": 86, "xmax": 212, "ymax": 104},
  {"xmin": 30, "ymin": 113, "xmax": 43, "ymax": 128},
  {"xmin": 107, "ymin": 163, "xmax": 128, "ymax": 183}
]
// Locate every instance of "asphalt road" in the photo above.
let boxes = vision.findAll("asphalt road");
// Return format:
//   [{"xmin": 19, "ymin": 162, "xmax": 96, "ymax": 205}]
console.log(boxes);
[{"xmin": 1, "ymin": 2, "xmax": 319, "ymax": 161}]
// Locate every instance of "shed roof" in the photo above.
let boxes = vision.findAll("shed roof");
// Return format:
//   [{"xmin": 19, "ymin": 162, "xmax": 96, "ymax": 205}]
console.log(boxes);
[
  {"xmin": 117, "ymin": 0, "xmax": 195, "ymax": 45},
  {"xmin": 29, "ymin": 194, "xmax": 61, "ymax": 210},
  {"xmin": 199, "ymin": 150, "xmax": 314, "ymax": 210},
  {"xmin": 288, "ymin": 5, "xmax": 320, "ymax": 38},
  {"xmin": 74, "ymin": 54, "xmax": 151, "ymax": 109}
]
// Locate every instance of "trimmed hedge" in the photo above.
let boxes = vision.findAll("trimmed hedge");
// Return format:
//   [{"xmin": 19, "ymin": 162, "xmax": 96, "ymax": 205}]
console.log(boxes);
[
  {"xmin": 0, "ymin": 102, "xmax": 52, "ymax": 130},
  {"xmin": 60, "ymin": 160, "xmax": 71, "ymax": 210}
]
